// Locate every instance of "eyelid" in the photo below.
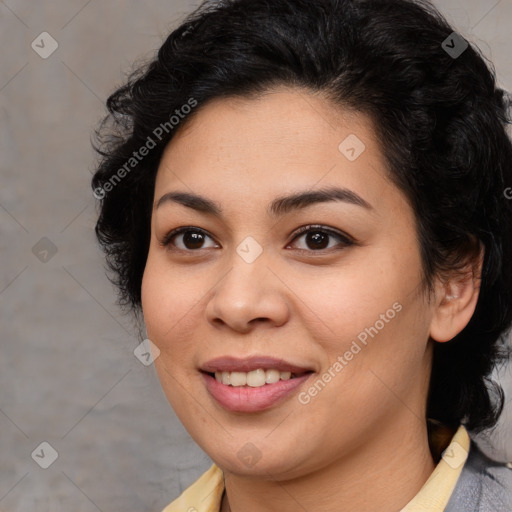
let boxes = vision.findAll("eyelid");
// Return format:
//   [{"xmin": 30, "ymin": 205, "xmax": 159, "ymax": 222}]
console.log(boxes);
[
  {"xmin": 289, "ymin": 224, "xmax": 355, "ymax": 245},
  {"xmin": 160, "ymin": 224, "xmax": 355, "ymax": 252},
  {"xmin": 160, "ymin": 225, "xmax": 216, "ymax": 248}
]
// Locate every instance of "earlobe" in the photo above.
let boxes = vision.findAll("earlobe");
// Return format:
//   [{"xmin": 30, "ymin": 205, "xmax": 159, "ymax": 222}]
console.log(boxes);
[{"xmin": 429, "ymin": 246, "xmax": 484, "ymax": 343}]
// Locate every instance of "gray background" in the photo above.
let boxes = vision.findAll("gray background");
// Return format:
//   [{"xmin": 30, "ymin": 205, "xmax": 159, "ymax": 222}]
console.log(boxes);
[{"xmin": 0, "ymin": 1, "xmax": 511, "ymax": 511}]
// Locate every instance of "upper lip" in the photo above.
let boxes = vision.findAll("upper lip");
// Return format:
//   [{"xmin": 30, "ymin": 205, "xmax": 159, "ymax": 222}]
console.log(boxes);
[{"xmin": 200, "ymin": 356, "xmax": 314, "ymax": 374}]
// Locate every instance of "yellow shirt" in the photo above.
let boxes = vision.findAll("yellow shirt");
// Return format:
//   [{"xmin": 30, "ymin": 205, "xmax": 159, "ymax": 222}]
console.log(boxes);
[{"xmin": 162, "ymin": 425, "xmax": 470, "ymax": 512}]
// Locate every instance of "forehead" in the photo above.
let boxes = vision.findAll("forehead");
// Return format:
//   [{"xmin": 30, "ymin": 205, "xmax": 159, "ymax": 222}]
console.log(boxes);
[
  {"xmin": 160, "ymin": 87, "xmax": 379, "ymax": 155},
  {"xmin": 153, "ymin": 87, "xmax": 398, "ymax": 216}
]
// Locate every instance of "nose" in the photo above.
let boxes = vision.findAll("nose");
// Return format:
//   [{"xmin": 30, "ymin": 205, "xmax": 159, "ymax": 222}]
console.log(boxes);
[{"xmin": 205, "ymin": 251, "xmax": 290, "ymax": 334}]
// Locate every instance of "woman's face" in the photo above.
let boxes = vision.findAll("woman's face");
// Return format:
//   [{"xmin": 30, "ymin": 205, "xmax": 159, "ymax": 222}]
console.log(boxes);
[{"xmin": 141, "ymin": 87, "xmax": 438, "ymax": 478}]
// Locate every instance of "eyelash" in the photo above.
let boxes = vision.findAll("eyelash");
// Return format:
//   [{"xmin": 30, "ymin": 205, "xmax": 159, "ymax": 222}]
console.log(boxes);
[{"xmin": 160, "ymin": 224, "xmax": 355, "ymax": 254}]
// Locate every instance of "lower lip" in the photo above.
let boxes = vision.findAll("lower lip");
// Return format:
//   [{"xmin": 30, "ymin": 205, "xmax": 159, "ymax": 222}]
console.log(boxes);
[{"xmin": 201, "ymin": 372, "xmax": 312, "ymax": 412}]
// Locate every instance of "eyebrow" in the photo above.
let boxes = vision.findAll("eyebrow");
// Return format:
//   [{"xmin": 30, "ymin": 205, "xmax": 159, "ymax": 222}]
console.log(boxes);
[{"xmin": 155, "ymin": 186, "xmax": 373, "ymax": 218}]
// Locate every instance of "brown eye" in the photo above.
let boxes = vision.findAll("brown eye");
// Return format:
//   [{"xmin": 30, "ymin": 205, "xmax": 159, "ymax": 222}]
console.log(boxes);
[
  {"xmin": 160, "ymin": 224, "xmax": 354, "ymax": 254},
  {"xmin": 289, "ymin": 225, "xmax": 354, "ymax": 252},
  {"xmin": 161, "ymin": 227, "xmax": 218, "ymax": 251},
  {"xmin": 303, "ymin": 231, "xmax": 329, "ymax": 250}
]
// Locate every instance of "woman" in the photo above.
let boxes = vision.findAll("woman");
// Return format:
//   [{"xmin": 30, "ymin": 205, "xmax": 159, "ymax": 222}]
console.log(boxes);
[{"xmin": 91, "ymin": 0, "xmax": 512, "ymax": 510}]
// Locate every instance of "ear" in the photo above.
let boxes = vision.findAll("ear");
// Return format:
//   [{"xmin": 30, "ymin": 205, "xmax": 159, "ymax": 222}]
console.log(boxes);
[{"xmin": 429, "ymin": 244, "xmax": 484, "ymax": 343}]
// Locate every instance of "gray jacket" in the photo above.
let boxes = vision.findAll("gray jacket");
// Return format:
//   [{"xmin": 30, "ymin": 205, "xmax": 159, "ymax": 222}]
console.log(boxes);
[{"xmin": 445, "ymin": 442, "xmax": 512, "ymax": 511}]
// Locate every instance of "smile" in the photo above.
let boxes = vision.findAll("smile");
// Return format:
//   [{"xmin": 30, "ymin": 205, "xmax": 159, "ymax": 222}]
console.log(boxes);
[
  {"xmin": 200, "ymin": 357, "xmax": 315, "ymax": 412},
  {"xmin": 212, "ymin": 368, "xmax": 303, "ymax": 387}
]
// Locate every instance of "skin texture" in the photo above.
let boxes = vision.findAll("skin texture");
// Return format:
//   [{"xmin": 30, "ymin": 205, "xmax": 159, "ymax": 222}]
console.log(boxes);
[{"xmin": 141, "ymin": 87, "xmax": 482, "ymax": 512}]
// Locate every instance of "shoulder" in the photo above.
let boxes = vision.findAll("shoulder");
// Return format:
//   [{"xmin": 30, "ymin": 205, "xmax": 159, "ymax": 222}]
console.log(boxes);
[{"xmin": 445, "ymin": 441, "xmax": 512, "ymax": 512}]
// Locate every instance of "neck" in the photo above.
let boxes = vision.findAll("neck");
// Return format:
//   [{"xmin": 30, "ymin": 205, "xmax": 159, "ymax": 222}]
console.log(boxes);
[{"xmin": 220, "ymin": 416, "xmax": 436, "ymax": 512}]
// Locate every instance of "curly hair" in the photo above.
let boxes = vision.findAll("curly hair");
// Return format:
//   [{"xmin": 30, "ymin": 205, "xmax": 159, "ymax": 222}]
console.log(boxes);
[{"xmin": 91, "ymin": 0, "xmax": 512, "ymax": 432}]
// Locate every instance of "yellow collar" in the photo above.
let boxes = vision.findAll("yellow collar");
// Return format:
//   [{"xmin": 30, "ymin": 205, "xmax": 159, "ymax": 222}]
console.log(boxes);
[
  {"xmin": 162, "ymin": 425, "xmax": 470, "ymax": 512},
  {"xmin": 400, "ymin": 425, "xmax": 470, "ymax": 511}
]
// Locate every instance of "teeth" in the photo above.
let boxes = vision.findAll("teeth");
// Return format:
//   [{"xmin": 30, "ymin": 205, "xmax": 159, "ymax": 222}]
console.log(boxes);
[
  {"xmin": 213, "ymin": 368, "xmax": 298, "ymax": 387},
  {"xmin": 265, "ymin": 369, "xmax": 280, "ymax": 384},
  {"xmin": 230, "ymin": 371, "xmax": 247, "ymax": 387},
  {"xmin": 247, "ymin": 369, "xmax": 266, "ymax": 387}
]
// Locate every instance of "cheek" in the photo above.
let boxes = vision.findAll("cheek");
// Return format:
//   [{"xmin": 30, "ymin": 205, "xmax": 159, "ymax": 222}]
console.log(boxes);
[
  {"xmin": 297, "ymin": 260, "xmax": 406, "ymax": 344},
  {"xmin": 299, "ymin": 250, "xmax": 429, "ymax": 387},
  {"xmin": 141, "ymin": 252, "xmax": 200, "ymax": 357},
  {"xmin": 141, "ymin": 255, "xmax": 204, "ymax": 414},
  {"xmin": 141, "ymin": 256, "xmax": 167, "ymax": 338}
]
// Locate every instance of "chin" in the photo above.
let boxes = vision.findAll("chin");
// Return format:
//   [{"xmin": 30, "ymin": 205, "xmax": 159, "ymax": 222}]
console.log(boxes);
[{"xmin": 200, "ymin": 435, "xmax": 310, "ymax": 480}]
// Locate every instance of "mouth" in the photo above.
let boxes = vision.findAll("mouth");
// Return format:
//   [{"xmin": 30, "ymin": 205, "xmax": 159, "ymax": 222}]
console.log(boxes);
[
  {"xmin": 199, "ymin": 356, "xmax": 315, "ymax": 412},
  {"xmin": 202, "ymin": 368, "xmax": 313, "ymax": 387}
]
